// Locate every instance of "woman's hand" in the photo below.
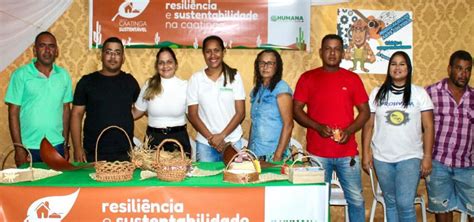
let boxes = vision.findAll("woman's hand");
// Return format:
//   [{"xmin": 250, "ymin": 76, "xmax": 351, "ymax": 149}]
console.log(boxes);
[
  {"xmin": 420, "ymin": 156, "xmax": 432, "ymax": 178},
  {"xmin": 208, "ymin": 133, "xmax": 226, "ymax": 152},
  {"xmin": 272, "ymin": 153, "xmax": 283, "ymax": 162},
  {"xmin": 362, "ymin": 154, "xmax": 373, "ymax": 174}
]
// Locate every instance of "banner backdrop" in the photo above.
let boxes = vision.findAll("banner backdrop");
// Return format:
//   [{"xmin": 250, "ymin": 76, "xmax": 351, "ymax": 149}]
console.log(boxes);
[
  {"xmin": 89, "ymin": 0, "xmax": 311, "ymax": 50},
  {"xmin": 337, "ymin": 9, "xmax": 413, "ymax": 74},
  {"xmin": 0, "ymin": 185, "xmax": 329, "ymax": 222}
]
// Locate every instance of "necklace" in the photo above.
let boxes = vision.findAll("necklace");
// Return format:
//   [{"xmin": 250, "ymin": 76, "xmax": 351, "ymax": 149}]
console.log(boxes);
[{"xmin": 390, "ymin": 83, "xmax": 406, "ymax": 95}]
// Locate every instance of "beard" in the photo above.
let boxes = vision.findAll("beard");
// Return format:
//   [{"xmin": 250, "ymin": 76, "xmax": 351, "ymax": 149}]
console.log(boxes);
[
  {"xmin": 102, "ymin": 58, "xmax": 123, "ymax": 74},
  {"xmin": 37, "ymin": 54, "xmax": 55, "ymax": 66},
  {"xmin": 449, "ymin": 73, "xmax": 469, "ymax": 88}
]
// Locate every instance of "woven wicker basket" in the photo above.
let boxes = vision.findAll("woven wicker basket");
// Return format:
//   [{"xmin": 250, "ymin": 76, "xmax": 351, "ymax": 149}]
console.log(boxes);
[
  {"xmin": 153, "ymin": 139, "xmax": 191, "ymax": 182},
  {"xmin": 223, "ymin": 149, "xmax": 259, "ymax": 184},
  {"xmin": 94, "ymin": 126, "xmax": 136, "ymax": 182}
]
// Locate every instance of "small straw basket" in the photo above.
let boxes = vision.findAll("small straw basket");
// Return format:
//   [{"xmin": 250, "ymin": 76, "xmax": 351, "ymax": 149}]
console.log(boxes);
[
  {"xmin": 153, "ymin": 139, "xmax": 191, "ymax": 182},
  {"xmin": 94, "ymin": 126, "xmax": 135, "ymax": 182}
]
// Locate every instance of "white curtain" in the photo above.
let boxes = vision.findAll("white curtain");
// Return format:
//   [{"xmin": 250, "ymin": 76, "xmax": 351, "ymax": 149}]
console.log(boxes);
[{"xmin": 0, "ymin": 0, "xmax": 73, "ymax": 72}]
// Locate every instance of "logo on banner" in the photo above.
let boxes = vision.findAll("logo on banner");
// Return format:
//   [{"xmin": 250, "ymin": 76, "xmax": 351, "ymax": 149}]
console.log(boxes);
[
  {"xmin": 112, "ymin": 0, "xmax": 150, "ymax": 21},
  {"xmin": 270, "ymin": 15, "xmax": 304, "ymax": 22},
  {"xmin": 24, "ymin": 189, "xmax": 80, "ymax": 222}
]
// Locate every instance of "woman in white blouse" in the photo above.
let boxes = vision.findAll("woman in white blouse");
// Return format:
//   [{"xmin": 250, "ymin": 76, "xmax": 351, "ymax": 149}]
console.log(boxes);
[{"xmin": 133, "ymin": 47, "xmax": 191, "ymax": 156}]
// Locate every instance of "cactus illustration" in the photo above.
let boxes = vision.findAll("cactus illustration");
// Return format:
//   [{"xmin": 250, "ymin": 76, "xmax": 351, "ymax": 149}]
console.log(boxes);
[
  {"xmin": 122, "ymin": 37, "xmax": 132, "ymax": 47},
  {"xmin": 256, "ymin": 35, "xmax": 262, "ymax": 47},
  {"xmin": 154, "ymin": 32, "xmax": 160, "ymax": 46},
  {"xmin": 93, "ymin": 21, "xmax": 102, "ymax": 48},
  {"xmin": 193, "ymin": 37, "xmax": 199, "ymax": 49},
  {"xmin": 296, "ymin": 27, "xmax": 305, "ymax": 50}
]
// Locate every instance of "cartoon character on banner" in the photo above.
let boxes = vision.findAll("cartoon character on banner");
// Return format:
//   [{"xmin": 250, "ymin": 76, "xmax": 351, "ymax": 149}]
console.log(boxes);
[{"xmin": 344, "ymin": 19, "xmax": 376, "ymax": 72}]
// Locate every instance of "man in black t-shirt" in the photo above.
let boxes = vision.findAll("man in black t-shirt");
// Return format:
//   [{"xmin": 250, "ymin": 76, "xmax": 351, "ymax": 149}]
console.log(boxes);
[{"xmin": 71, "ymin": 37, "xmax": 140, "ymax": 162}]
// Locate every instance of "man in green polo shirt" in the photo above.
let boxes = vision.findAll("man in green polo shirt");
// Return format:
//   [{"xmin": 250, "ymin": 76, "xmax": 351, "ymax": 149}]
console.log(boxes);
[{"xmin": 5, "ymin": 31, "xmax": 73, "ymax": 166}]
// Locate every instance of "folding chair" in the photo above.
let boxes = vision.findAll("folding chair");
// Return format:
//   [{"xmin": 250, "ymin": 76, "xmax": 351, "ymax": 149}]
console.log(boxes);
[{"xmin": 368, "ymin": 168, "xmax": 427, "ymax": 222}]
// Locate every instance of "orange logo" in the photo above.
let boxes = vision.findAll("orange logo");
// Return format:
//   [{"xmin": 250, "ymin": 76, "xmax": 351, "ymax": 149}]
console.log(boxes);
[{"xmin": 24, "ymin": 189, "xmax": 80, "ymax": 222}]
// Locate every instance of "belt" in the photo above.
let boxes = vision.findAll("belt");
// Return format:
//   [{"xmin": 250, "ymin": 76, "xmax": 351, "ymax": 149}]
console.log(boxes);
[{"xmin": 147, "ymin": 125, "xmax": 186, "ymax": 135}]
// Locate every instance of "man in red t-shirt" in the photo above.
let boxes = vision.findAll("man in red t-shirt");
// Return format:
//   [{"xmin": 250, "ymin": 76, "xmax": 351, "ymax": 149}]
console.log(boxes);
[{"xmin": 293, "ymin": 34, "xmax": 369, "ymax": 222}]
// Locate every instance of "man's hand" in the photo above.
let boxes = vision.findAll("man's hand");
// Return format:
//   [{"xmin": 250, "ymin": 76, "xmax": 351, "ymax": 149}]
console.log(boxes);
[
  {"xmin": 14, "ymin": 146, "xmax": 29, "ymax": 167},
  {"xmin": 337, "ymin": 129, "xmax": 351, "ymax": 144},
  {"xmin": 315, "ymin": 124, "xmax": 333, "ymax": 138},
  {"xmin": 74, "ymin": 146, "xmax": 87, "ymax": 162}
]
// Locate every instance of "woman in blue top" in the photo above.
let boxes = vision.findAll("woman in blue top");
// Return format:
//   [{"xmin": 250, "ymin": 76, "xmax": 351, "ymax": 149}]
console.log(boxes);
[{"xmin": 249, "ymin": 49, "xmax": 293, "ymax": 161}]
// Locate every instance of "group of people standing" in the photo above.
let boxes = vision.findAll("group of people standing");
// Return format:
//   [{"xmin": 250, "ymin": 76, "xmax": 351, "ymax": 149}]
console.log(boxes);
[{"xmin": 5, "ymin": 31, "xmax": 472, "ymax": 222}]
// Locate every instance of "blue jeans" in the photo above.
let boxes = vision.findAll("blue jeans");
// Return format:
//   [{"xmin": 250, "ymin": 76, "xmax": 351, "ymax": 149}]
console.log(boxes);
[
  {"xmin": 196, "ymin": 140, "xmax": 242, "ymax": 162},
  {"xmin": 426, "ymin": 160, "xmax": 474, "ymax": 216},
  {"xmin": 29, "ymin": 143, "xmax": 65, "ymax": 162},
  {"xmin": 311, "ymin": 155, "xmax": 365, "ymax": 222},
  {"xmin": 373, "ymin": 158, "xmax": 421, "ymax": 222}
]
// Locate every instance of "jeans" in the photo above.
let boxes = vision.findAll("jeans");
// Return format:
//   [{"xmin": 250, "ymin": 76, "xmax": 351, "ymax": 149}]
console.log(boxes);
[
  {"xmin": 426, "ymin": 160, "xmax": 474, "ymax": 216},
  {"xmin": 196, "ymin": 139, "xmax": 242, "ymax": 162},
  {"xmin": 373, "ymin": 158, "xmax": 421, "ymax": 222},
  {"xmin": 256, "ymin": 147, "xmax": 290, "ymax": 162},
  {"xmin": 311, "ymin": 155, "xmax": 365, "ymax": 222},
  {"xmin": 29, "ymin": 143, "xmax": 65, "ymax": 162}
]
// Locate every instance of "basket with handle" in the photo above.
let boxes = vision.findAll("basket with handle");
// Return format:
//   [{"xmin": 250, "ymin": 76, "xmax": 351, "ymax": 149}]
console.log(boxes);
[
  {"xmin": 1, "ymin": 144, "xmax": 62, "ymax": 183},
  {"xmin": 280, "ymin": 150, "xmax": 311, "ymax": 175},
  {"xmin": 153, "ymin": 138, "xmax": 191, "ymax": 182},
  {"xmin": 2, "ymin": 147, "xmax": 19, "ymax": 171},
  {"xmin": 288, "ymin": 155, "xmax": 325, "ymax": 184},
  {"xmin": 1, "ymin": 145, "xmax": 33, "ymax": 179},
  {"xmin": 94, "ymin": 125, "xmax": 136, "ymax": 182},
  {"xmin": 223, "ymin": 148, "xmax": 260, "ymax": 183}
]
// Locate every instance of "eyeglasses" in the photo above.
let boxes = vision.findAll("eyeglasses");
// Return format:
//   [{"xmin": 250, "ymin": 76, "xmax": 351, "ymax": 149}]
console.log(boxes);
[
  {"xmin": 258, "ymin": 61, "xmax": 277, "ymax": 68},
  {"xmin": 104, "ymin": 50, "xmax": 123, "ymax": 57}
]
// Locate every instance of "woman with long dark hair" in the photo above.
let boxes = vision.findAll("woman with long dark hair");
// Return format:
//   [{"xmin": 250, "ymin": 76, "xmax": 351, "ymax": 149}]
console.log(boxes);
[
  {"xmin": 133, "ymin": 47, "xmax": 191, "ymax": 156},
  {"xmin": 186, "ymin": 35, "xmax": 246, "ymax": 162},
  {"xmin": 362, "ymin": 51, "xmax": 434, "ymax": 221},
  {"xmin": 249, "ymin": 49, "xmax": 293, "ymax": 161}
]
